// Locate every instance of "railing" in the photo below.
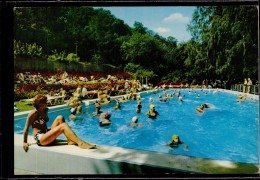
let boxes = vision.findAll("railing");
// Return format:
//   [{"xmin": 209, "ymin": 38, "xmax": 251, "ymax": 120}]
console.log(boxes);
[{"xmin": 230, "ymin": 84, "xmax": 259, "ymax": 95}]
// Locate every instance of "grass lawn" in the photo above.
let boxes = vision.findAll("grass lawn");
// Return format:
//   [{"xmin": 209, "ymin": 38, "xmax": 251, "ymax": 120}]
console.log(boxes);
[
  {"xmin": 14, "ymin": 100, "xmax": 68, "ymax": 113},
  {"xmin": 14, "ymin": 101, "xmax": 34, "ymax": 112}
]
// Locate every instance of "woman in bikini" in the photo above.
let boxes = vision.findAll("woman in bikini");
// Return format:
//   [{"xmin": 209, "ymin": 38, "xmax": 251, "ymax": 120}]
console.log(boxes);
[{"xmin": 23, "ymin": 94, "xmax": 96, "ymax": 152}]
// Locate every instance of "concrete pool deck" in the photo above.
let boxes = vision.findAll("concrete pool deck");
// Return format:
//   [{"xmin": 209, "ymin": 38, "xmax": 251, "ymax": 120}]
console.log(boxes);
[
  {"xmin": 14, "ymin": 89, "xmax": 259, "ymax": 175},
  {"xmin": 14, "ymin": 133, "xmax": 259, "ymax": 175}
]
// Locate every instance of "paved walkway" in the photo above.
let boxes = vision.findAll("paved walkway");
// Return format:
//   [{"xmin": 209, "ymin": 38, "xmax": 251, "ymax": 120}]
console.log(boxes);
[{"xmin": 14, "ymin": 169, "xmax": 41, "ymax": 175}]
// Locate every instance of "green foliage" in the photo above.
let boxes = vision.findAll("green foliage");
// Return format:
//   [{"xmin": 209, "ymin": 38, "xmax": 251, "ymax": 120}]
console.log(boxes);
[
  {"xmin": 47, "ymin": 49, "xmax": 66, "ymax": 61},
  {"xmin": 14, "ymin": 40, "xmax": 42, "ymax": 58},
  {"xmin": 14, "ymin": 6, "xmax": 258, "ymax": 86},
  {"xmin": 66, "ymin": 53, "xmax": 80, "ymax": 63},
  {"xmin": 47, "ymin": 50, "xmax": 80, "ymax": 63},
  {"xmin": 124, "ymin": 63, "xmax": 141, "ymax": 73},
  {"xmin": 187, "ymin": 6, "xmax": 258, "ymax": 85},
  {"xmin": 161, "ymin": 71, "xmax": 183, "ymax": 83}
]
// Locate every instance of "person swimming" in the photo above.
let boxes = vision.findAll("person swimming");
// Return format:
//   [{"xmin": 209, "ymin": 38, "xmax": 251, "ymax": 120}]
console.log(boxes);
[
  {"xmin": 136, "ymin": 100, "xmax": 142, "ymax": 113},
  {"xmin": 237, "ymin": 94, "xmax": 246, "ymax": 102},
  {"xmin": 99, "ymin": 111, "xmax": 112, "ymax": 127},
  {"xmin": 94, "ymin": 100, "xmax": 102, "ymax": 114},
  {"xmin": 130, "ymin": 116, "xmax": 143, "ymax": 127},
  {"xmin": 196, "ymin": 104, "xmax": 204, "ymax": 113},
  {"xmin": 165, "ymin": 134, "xmax": 188, "ymax": 151},
  {"xmin": 203, "ymin": 103, "xmax": 210, "ymax": 108},
  {"xmin": 146, "ymin": 104, "xmax": 159, "ymax": 119},
  {"xmin": 178, "ymin": 96, "xmax": 184, "ymax": 102},
  {"xmin": 114, "ymin": 99, "xmax": 121, "ymax": 110},
  {"xmin": 69, "ymin": 102, "xmax": 83, "ymax": 120}
]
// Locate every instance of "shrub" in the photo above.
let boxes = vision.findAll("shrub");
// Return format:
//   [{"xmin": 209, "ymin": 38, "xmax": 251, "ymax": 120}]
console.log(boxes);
[
  {"xmin": 14, "ymin": 40, "xmax": 42, "ymax": 59},
  {"xmin": 48, "ymin": 50, "xmax": 80, "ymax": 63}
]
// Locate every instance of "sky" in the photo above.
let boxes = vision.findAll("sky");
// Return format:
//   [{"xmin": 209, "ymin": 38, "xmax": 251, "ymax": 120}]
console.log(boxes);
[{"xmin": 99, "ymin": 6, "xmax": 196, "ymax": 43}]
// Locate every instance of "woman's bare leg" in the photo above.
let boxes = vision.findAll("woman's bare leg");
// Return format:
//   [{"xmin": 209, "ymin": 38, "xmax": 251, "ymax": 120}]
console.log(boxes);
[
  {"xmin": 51, "ymin": 115, "xmax": 65, "ymax": 128},
  {"xmin": 41, "ymin": 116, "xmax": 96, "ymax": 149},
  {"xmin": 50, "ymin": 115, "xmax": 75, "ymax": 145}
]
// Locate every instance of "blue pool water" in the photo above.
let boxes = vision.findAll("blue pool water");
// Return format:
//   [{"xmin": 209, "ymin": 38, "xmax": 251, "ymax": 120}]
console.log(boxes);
[{"xmin": 14, "ymin": 89, "xmax": 259, "ymax": 164}]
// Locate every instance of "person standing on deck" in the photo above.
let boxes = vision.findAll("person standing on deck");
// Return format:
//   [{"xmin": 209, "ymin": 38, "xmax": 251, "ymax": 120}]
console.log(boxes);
[
  {"xmin": 243, "ymin": 78, "xmax": 247, "ymax": 93},
  {"xmin": 247, "ymin": 78, "xmax": 253, "ymax": 94}
]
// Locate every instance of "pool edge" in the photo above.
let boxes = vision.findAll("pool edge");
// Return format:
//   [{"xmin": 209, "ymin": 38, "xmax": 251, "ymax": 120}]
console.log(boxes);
[
  {"xmin": 14, "ymin": 89, "xmax": 259, "ymax": 174},
  {"xmin": 14, "ymin": 134, "xmax": 259, "ymax": 175}
]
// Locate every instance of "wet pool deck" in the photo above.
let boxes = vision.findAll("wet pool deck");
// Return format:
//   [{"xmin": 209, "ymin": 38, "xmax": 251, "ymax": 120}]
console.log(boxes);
[{"xmin": 14, "ymin": 89, "xmax": 259, "ymax": 175}]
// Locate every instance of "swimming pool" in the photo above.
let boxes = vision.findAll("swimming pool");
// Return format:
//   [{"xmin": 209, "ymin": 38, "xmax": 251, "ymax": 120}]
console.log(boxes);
[{"xmin": 14, "ymin": 89, "xmax": 259, "ymax": 164}]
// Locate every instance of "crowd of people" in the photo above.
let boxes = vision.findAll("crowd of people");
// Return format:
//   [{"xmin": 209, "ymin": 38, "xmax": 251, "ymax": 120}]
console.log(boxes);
[
  {"xmin": 24, "ymin": 87, "xmax": 221, "ymax": 153},
  {"xmin": 22, "ymin": 79, "xmax": 258, "ymax": 154},
  {"xmin": 15, "ymin": 71, "xmax": 121, "ymax": 85},
  {"xmin": 21, "ymin": 88, "xmax": 180, "ymax": 152},
  {"xmin": 19, "ymin": 71, "xmax": 256, "ymax": 153}
]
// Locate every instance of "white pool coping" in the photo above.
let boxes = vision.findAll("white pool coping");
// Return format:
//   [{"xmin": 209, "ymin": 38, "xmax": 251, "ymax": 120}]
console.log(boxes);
[
  {"xmin": 14, "ymin": 134, "xmax": 259, "ymax": 174},
  {"xmin": 14, "ymin": 89, "xmax": 259, "ymax": 174}
]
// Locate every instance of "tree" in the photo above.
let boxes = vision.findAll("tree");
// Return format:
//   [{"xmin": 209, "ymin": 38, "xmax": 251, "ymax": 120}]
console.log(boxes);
[{"xmin": 187, "ymin": 6, "xmax": 258, "ymax": 86}]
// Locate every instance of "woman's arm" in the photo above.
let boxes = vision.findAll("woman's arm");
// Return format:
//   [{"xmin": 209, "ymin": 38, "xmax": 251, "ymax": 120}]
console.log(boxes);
[{"xmin": 23, "ymin": 111, "xmax": 36, "ymax": 152}]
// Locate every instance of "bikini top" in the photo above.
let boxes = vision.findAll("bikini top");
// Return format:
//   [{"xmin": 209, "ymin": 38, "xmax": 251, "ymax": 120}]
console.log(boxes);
[{"xmin": 32, "ymin": 110, "xmax": 49, "ymax": 129}]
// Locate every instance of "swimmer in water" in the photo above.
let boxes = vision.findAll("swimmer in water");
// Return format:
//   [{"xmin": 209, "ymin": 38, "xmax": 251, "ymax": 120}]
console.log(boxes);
[
  {"xmin": 196, "ymin": 104, "xmax": 205, "ymax": 113},
  {"xmin": 178, "ymin": 96, "xmax": 184, "ymax": 102},
  {"xmin": 69, "ymin": 102, "xmax": 83, "ymax": 120},
  {"xmin": 114, "ymin": 99, "xmax": 121, "ymax": 110},
  {"xmin": 130, "ymin": 116, "xmax": 143, "ymax": 127},
  {"xmin": 146, "ymin": 104, "xmax": 159, "ymax": 119},
  {"xmin": 203, "ymin": 103, "xmax": 210, "ymax": 108},
  {"xmin": 237, "ymin": 93, "xmax": 246, "ymax": 102},
  {"xmin": 99, "ymin": 111, "xmax": 112, "ymax": 127},
  {"xmin": 165, "ymin": 134, "xmax": 188, "ymax": 151},
  {"xmin": 94, "ymin": 100, "xmax": 102, "ymax": 114},
  {"xmin": 136, "ymin": 100, "xmax": 142, "ymax": 113}
]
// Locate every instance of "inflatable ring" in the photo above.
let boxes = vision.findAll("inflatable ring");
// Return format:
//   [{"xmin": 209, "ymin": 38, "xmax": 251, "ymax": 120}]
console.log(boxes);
[{"xmin": 196, "ymin": 108, "xmax": 204, "ymax": 113}]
